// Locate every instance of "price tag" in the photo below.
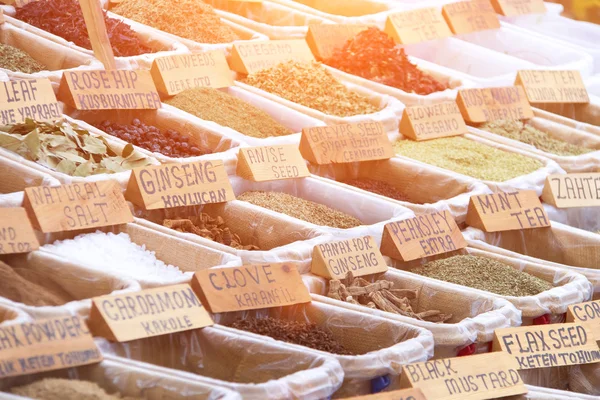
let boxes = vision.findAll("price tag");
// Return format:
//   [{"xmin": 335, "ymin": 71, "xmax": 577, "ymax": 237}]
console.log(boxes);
[
  {"xmin": 125, "ymin": 160, "xmax": 235, "ymax": 210},
  {"xmin": 229, "ymin": 40, "xmax": 315, "ymax": 74},
  {"xmin": 567, "ymin": 300, "xmax": 600, "ymax": 341},
  {"xmin": 59, "ymin": 70, "xmax": 161, "ymax": 110},
  {"xmin": 0, "ymin": 79, "xmax": 61, "ymax": 125},
  {"xmin": 493, "ymin": 323, "xmax": 600, "ymax": 369},
  {"xmin": 23, "ymin": 181, "xmax": 133, "ymax": 233},
  {"xmin": 347, "ymin": 389, "xmax": 426, "ymax": 400},
  {"xmin": 311, "ymin": 236, "xmax": 388, "ymax": 280},
  {"xmin": 466, "ymin": 190, "xmax": 550, "ymax": 232},
  {"xmin": 456, "ymin": 86, "xmax": 534, "ymax": 123},
  {"xmin": 0, "ymin": 315, "xmax": 102, "ymax": 378},
  {"xmin": 380, "ymin": 211, "xmax": 467, "ymax": 262},
  {"xmin": 150, "ymin": 50, "xmax": 234, "ymax": 97},
  {"xmin": 306, "ymin": 24, "xmax": 369, "ymax": 60},
  {"xmin": 442, "ymin": 0, "xmax": 501, "ymax": 35},
  {"xmin": 237, "ymin": 144, "xmax": 310, "ymax": 182},
  {"xmin": 400, "ymin": 102, "xmax": 468, "ymax": 141},
  {"xmin": 89, "ymin": 284, "xmax": 213, "ymax": 342},
  {"xmin": 0, "ymin": 208, "xmax": 39, "ymax": 254},
  {"xmin": 515, "ymin": 70, "xmax": 590, "ymax": 104},
  {"xmin": 490, "ymin": 0, "xmax": 546, "ymax": 16},
  {"xmin": 385, "ymin": 7, "xmax": 453, "ymax": 45},
  {"xmin": 300, "ymin": 121, "xmax": 393, "ymax": 165},
  {"xmin": 192, "ymin": 263, "xmax": 312, "ymax": 313},
  {"xmin": 400, "ymin": 352, "xmax": 526, "ymax": 400},
  {"xmin": 541, "ymin": 173, "xmax": 600, "ymax": 208}
]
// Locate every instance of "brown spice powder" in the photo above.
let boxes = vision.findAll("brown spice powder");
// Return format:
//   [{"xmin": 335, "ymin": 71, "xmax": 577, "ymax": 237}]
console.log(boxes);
[
  {"xmin": 341, "ymin": 178, "xmax": 410, "ymax": 202},
  {"xmin": 0, "ymin": 261, "xmax": 71, "ymax": 306},
  {"xmin": 11, "ymin": 378, "xmax": 139, "ymax": 400}
]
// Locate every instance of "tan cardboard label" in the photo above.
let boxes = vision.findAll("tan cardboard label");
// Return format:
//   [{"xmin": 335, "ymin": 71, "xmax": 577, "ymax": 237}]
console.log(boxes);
[
  {"xmin": 541, "ymin": 173, "xmax": 600, "ymax": 208},
  {"xmin": 515, "ymin": 70, "xmax": 590, "ymax": 104},
  {"xmin": 385, "ymin": 7, "xmax": 453, "ymax": 45},
  {"xmin": 237, "ymin": 144, "xmax": 310, "ymax": 182},
  {"xmin": 400, "ymin": 102, "xmax": 468, "ymax": 141},
  {"xmin": 491, "ymin": 0, "xmax": 546, "ymax": 16},
  {"xmin": 443, "ymin": 0, "xmax": 501, "ymax": 34},
  {"xmin": 0, "ymin": 208, "xmax": 40, "ymax": 254},
  {"xmin": 0, "ymin": 79, "xmax": 60, "ymax": 124},
  {"xmin": 567, "ymin": 300, "xmax": 600, "ymax": 341},
  {"xmin": 456, "ymin": 86, "xmax": 534, "ymax": 123},
  {"xmin": 229, "ymin": 40, "xmax": 315, "ymax": 74}
]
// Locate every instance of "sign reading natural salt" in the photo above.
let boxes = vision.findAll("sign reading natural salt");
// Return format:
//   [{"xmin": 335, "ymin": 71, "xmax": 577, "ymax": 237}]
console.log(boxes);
[
  {"xmin": 456, "ymin": 87, "xmax": 534, "ymax": 123},
  {"xmin": 400, "ymin": 101, "xmax": 468, "ymax": 141},
  {"xmin": 515, "ymin": 70, "xmax": 590, "ymax": 104},
  {"xmin": 490, "ymin": 0, "xmax": 546, "ymax": 16},
  {"xmin": 306, "ymin": 24, "xmax": 369, "ymax": 60},
  {"xmin": 0, "ymin": 79, "xmax": 60, "ymax": 125},
  {"xmin": 442, "ymin": 0, "xmax": 501, "ymax": 35},
  {"xmin": 385, "ymin": 7, "xmax": 453, "ymax": 45},
  {"xmin": 567, "ymin": 300, "xmax": 600, "ymax": 341},
  {"xmin": 229, "ymin": 40, "xmax": 315, "ymax": 74},
  {"xmin": 0, "ymin": 208, "xmax": 40, "ymax": 254},
  {"xmin": 541, "ymin": 173, "xmax": 600, "ymax": 208},
  {"xmin": 237, "ymin": 144, "xmax": 310, "ymax": 182}
]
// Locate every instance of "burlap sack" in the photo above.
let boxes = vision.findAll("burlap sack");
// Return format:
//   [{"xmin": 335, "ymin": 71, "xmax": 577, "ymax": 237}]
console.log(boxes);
[
  {"xmin": 569, "ymin": 364, "xmax": 600, "ymax": 396},
  {"xmin": 533, "ymin": 108, "xmax": 600, "ymax": 136},
  {"xmin": 0, "ymin": 155, "xmax": 60, "ymax": 194},
  {"xmin": 543, "ymin": 204, "xmax": 600, "ymax": 235},
  {"xmin": 96, "ymin": 326, "xmax": 344, "ymax": 400},
  {"xmin": 534, "ymin": 94, "xmax": 600, "ymax": 129},
  {"xmin": 303, "ymin": 271, "xmax": 521, "ymax": 359},
  {"xmin": 505, "ymin": 384, "xmax": 600, "ymax": 399},
  {"xmin": 0, "ymin": 358, "xmax": 241, "ymax": 400}
]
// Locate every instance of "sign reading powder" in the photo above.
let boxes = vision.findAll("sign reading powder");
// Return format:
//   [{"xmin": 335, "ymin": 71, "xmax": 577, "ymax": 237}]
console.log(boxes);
[
  {"xmin": 380, "ymin": 211, "xmax": 467, "ymax": 262},
  {"xmin": 466, "ymin": 190, "xmax": 550, "ymax": 232},
  {"xmin": 567, "ymin": 300, "xmax": 600, "ymax": 341},
  {"xmin": 456, "ymin": 86, "xmax": 534, "ymax": 123},
  {"xmin": 515, "ymin": 70, "xmax": 590, "ymax": 104},
  {"xmin": 306, "ymin": 24, "xmax": 369, "ymax": 60},
  {"xmin": 490, "ymin": 0, "xmax": 546, "ymax": 16},
  {"xmin": 0, "ymin": 208, "xmax": 39, "ymax": 254},
  {"xmin": 237, "ymin": 144, "xmax": 310, "ymax": 182},
  {"xmin": 385, "ymin": 7, "xmax": 453, "ymax": 45},
  {"xmin": 229, "ymin": 40, "xmax": 315, "ymax": 75},
  {"xmin": 23, "ymin": 181, "xmax": 133, "ymax": 233},
  {"xmin": 0, "ymin": 315, "xmax": 102, "ymax": 378},
  {"xmin": 400, "ymin": 101, "xmax": 468, "ymax": 141},
  {"xmin": 192, "ymin": 263, "xmax": 312, "ymax": 313},
  {"xmin": 0, "ymin": 78, "xmax": 60, "ymax": 125},
  {"xmin": 126, "ymin": 160, "xmax": 235, "ymax": 210},
  {"xmin": 300, "ymin": 121, "xmax": 393, "ymax": 164},
  {"xmin": 89, "ymin": 284, "xmax": 213, "ymax": 342},
  {"xmin": 541, "ymin": 173, "xmax": 600, "ymax": 208},
  {"xmin": 442, "ymin": 0, "xmax": 501, "ymax": 35},
  {"xmin": 347, "ymin": 389, "xmax": 426, "ymax": 400}
]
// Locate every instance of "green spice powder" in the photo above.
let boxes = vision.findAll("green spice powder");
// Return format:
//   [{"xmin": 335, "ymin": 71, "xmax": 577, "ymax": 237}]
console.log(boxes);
[{"xmin": 0, "ymin": 43, "xmax": 46, "ymax": 74}]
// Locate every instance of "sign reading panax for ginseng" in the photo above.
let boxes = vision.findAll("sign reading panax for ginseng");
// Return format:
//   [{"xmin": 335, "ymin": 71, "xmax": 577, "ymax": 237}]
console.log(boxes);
[
  {"xmin": 0, "ymin": 208, "xmax": 39, "ymax": 254},
  {"xmin": 515, "ymin": 70, "xmax": 590, "ymax": 104},
  {"xmin": 0, "ymin": 78, "xmax": 61, "ymax": 124},
  {"xmin": 311, "ymin": 236, "xmax": 388, "ymax": 279}
]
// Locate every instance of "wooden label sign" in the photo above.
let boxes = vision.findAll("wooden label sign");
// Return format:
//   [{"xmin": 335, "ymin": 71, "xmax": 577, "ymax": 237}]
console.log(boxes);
[
  {"xmin": 0, "ymin": 315, "xmax": 102, "ymax": 378},
  {"xmin": 380, "ymin": 211, "xmax": 467, "ymax": 262},
  {"xmin": 89, "ymin": 284, "xmax": 213, "ymax": 342},
  {"xmin": 400, "ymin": 352, "xmax": 526, "ymax": 400},
  {"xmin": 515, "ymin": 70, "xmax": 590, "ymax": 104},
  {"xmin": 150, "ymin": 50, "xmax": 234, "ymax": 97},
  {"xmin": 192, "ymin": 263, "xmax": 312, "ymax": 313},
  {"xmin": 0, "ymin": 79, "xmax": 61, "ymax": 125},
  {"xmin": 456, "ymin": 86, "xmax": 534, "ymax": 123},
  {"xmin": 567, "ymin": 300, "xmax": 600, "ymax": 341},
  {"xmin": 493, "ymin": 323, "xmax": 600, "ymax": 369},
  {"xmin": 400, "ymin": 102, "xmax": 468, "ymax": 141},
  {"xmin": 306, "ymin": 23, "xmax": 369, "ymax": 60},
  {"xmin": 311, "ymin": 236, "xmax": 388, "ymax": 280},
  {"xmin": 347, "ymin": 388, "xmax": 426, "ymax": 400},
  {"xmin": 466, "ymin": 190, "xmax": 550, "ymax": 232},
  {"xmin": 490, "ymin": 0, "xmax": 546, "ymax": 16},
  {"xmin": 229, "ymin": 40, "xmax": 315, "ymax": 75},
  {"xmin": 23, "ymin": 181, "xmax": 133, "ymax": 233},
  {"xmin": 541, "ymin": 173, "xmax": 600, "ymax": 208},
  {"xmin": 126, "ymin": 160, "xmax": 235, "ymax": 210},
  {"xmin": 0, "ymin": 208, "xmax": 40, "ymax": 254},
  {"xmin": 385, "ymin": 7, "xmax": 453, "ymax": 45},
  {"xmin": 59, "ymin": 69, "xmax": 161, "ymax": 110},
  {"xmin": 442, "ymin": 0, "xmax": 501, "ymax": 35},
  {"xmin": 236, "ymin": 144, "xmax": 310, "ymax": 182},
  {"xmin": 300, "ymin": 121, "xmax": 393, "ymax": 165}
]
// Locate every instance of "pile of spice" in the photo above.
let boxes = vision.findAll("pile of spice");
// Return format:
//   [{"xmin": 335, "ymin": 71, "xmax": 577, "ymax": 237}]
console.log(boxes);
[
  {"xmin": 341, "ymin": 178, "xmax": 410, "ymax": 202},
  {"xmin": 412, "ymin": 255, "xmax": 554, "ymax": 297},
  {"xmin": 163, "ymin": 214, "xmax": 259, "ymax": 250},
  {"xmin": 238, "ymin": 191, "xmax": 362, "ymax": 229},
  {"xmin": 393, "ymin": 136, "xmax": 543, "ymax": 182},
  {"xmin": 242, "ymin": 61, "xmax": 381, "ymax": 117},
  {"xmin": 228, "ymin": 317, "xmax": 354, "ymax": 355},
  {"xmin": 324, "ymin": 28, "xmax": 449, "ymax": 95},
  {"xmin": 16, "ymin": 0, "xmax": 152, "ymax": 57},
  {"xmin": 0, "ymin": 261, "xmax": 71, "ymax": 306},
  {"xmin": 165, "ymin": 88, "xmax": 291, "ymax": 138},
  {"xmin": 0, "ymin": 119, "xmax": 152, "ymax": 177},
  {"xmin": 95, "ymin": 119, "xmax": 205, "ymax": 158},
  {"xmin": 112, "ymin": 0, "xmax": 238, "ymax": 44},
  {"xmin": 328, "ymin": 271, "xmax": 452, "ymax": 323},
  {"xmin": 0, "ymin": 43, "xmax": 46, "ymax": 74},
  {"xmin": 479, "ymin": 119, "xmax": 593, "ymax": 157},
  {"xmin": 10, "ymin": 378, "xmax": 138, "ymax": 400}
]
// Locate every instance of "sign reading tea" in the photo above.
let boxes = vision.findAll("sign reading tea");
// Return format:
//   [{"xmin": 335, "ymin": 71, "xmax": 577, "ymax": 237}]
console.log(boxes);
[
  {"xmin": 229, "ymin": 40, "xmax": 315, "ymax": 74},
  {"xmin": 300, "ymin": 121, "xmax": 393, "ymax": 164},
  {"xmin": 306, "ymin": 24, "xmax": 369, "ymax": 60},
  {"xmin": 0, "ymin": 208, "xmax": 39, "ymax": 254},
  {"xmin": 237, "ymin": 144, "xmax": 310, "ymax": 182},
  {"xmin": 59, "ymin": 69, "xmax": 161, "ymax": 110},
  {"xmin": 541, "ymin": 173, "xmax": 600, "ymax": 208},
  {"xmin": 466, "ymin": 190, "xmax": 550, "ymax": 232},
  {"xmin": 23, "ymin": 181, "xmax": 133, "ymax": 233},
  {"xmin": 0, "ymin": 315, "xmax": 102, "ymax": 378},
  {"xmin": 311, "ymin": 236, "xmax": 388, "ymax": 280},
  {"xmin": 347, "ymin": 389, "xmax": 426, "ymax": 400},
  {"xmin": 456, "ymin": 86, "xmax": 534, "ymax": 123},
  {"xmin": 385, "ymin": 7, "xmax": 453, "ymax": 45},
  {"xmin": 126, "ymin": 160, "xmax": 235, "ymax": 210},
  {"xmin": 490, "ymin": 0, "xmax": 546, "ymax": 16},
  {"xmin": 400, "ymin": 352, "xmax": 526, "ymax": 400},
  {"xmin": 192, "ymin": 263, "xmax": 312, "ymax": 313},
  {"xmin": 442, "ymin": 0, "xmax": 501, "ymax": 35},
  {"xmin": 0, "ymin": 79, "xmax": 60, "ymax": 125},
  {"xmin": 567, "ymin": 300, "xmax": 600, "ymax": 341},
  {"xmin": 380, "ymin": 211, "xmax": 467, "ymax": 262},
  {"xmin": 89, "ymin": 284, "xmax": 213, "ymax": 342},
  {"xmin": 493, "ymin": 323, "xmax": 600, "ymax": 369},
  {"xmin": 515, "ymin": 70, "xmax": 590, "ymax": 104},
  {"xmin": 400, "ymin": 101, "xmax": 468, "ymax": 141},
  {"xmin": 150, "ymin": 50, "xmax": 233, "ymax": 96}
]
